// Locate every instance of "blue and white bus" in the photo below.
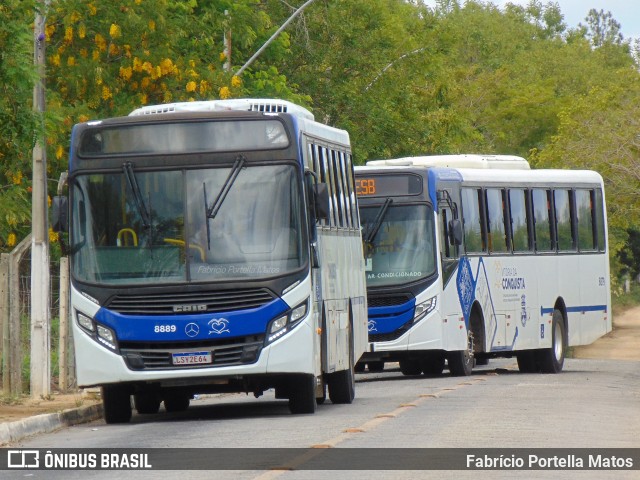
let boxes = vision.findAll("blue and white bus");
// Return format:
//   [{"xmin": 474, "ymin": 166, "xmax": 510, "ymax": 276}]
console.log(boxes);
[
  {"xmin": 354, "ymin": 155, "xmax": 611, "ymax": 376},
  {"xmin": 53, "ymin": 99, "xmax": 367, "ymax": 423}
]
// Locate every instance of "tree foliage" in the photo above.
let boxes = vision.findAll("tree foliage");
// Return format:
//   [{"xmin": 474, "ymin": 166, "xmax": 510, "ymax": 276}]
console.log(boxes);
[{"xmin": 1, "ymin": 0, "xmax": 639, "ymax": 280}]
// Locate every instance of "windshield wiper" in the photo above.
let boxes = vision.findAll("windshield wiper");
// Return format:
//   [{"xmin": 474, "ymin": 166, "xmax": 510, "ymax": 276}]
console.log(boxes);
[
  {"xmin": 203, "ymin": 154, "xmax": 246, "ymax": 248},
  {"xmin": 123, "ymin": 162, "xmax": 151, "ymax": 229},
  {"xmin": 364, "ymin": 198, "xmax": 393, "ymax": 246}
]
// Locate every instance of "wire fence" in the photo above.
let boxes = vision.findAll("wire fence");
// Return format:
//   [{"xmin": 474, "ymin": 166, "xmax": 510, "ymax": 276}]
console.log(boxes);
[{"xmin": 1, "ymin": 239, "xmax": 75, "ymax": 396}]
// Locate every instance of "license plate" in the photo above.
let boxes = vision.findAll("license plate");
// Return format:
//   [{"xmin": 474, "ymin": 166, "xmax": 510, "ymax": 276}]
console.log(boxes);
[{"xmin": 172, "ymin": 351, "xmax": 212, "ymax": 365}]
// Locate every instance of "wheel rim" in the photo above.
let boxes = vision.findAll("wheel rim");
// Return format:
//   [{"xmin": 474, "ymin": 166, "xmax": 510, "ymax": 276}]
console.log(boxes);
[
  {"xmin": 553, "ymin": 321, "xmax": 564, "ymax": 361},
  {"xmin": 465, "ymin": 331, "xmax": 474, "ymax": 366}
]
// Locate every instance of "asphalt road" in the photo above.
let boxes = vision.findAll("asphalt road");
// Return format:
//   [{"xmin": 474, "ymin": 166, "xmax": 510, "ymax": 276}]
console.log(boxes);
[{"xmin": 7, "ymin": 357, "xmax": 639, "ymax": 480}]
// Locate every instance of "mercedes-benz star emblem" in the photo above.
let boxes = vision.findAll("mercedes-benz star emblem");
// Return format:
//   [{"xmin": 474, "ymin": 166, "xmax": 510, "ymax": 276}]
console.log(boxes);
[{"xmin": 185, "ymin": 322, "xmax": 200, "ymax": 338}]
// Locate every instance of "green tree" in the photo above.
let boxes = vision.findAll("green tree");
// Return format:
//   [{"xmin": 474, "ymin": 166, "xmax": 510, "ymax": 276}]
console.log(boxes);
[
  {"xmin": 530, "ymin": 70, "xmax": 640, "ymax": 274},
  {"xmin": 581, "ymin": 8, "xmax": 624, "ymax": 47},
  {"xmin": 0, "ymin": 0, "xmax": 38, "ymax": 250}
]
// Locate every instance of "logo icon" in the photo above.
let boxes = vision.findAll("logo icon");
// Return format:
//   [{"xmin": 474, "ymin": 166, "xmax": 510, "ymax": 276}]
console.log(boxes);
[
  {"xmin": 367, "ymin": 319, "xmax": 377, "ymax": 332},
  {"xmin": 185, "ymin": 322, "xmax": 200, "ymax": 337},
  {"xmin": 173, "ymin": 304, "xmax": 207, "ymax": 313},
  {"xmin": 7, "ymin": 450, "xmax": 39, "ymax": 469},
  {"xmin": 208, "ymin": 318, "xmax": 230, "ymax": 335}
]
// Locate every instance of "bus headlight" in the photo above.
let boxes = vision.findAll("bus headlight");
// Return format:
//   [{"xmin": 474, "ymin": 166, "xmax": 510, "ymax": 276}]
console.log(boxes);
[
  {"xmin": 77, "ymin": 312, "xmax": 95, "ymax": 332},
  {"xmin": 414, "ymin": 296, "xmax": 437, "ymax": 323},
  {"xmin": 96, "ymin": 325, "xmax": 117, "ymax": 350},
  {"xmin": 75, "ymin": 311, "xmax": 118, "ymax": 351},
  {"xmin": 266, "ymin": 299, "xmax": 309, "ymax": 344}
]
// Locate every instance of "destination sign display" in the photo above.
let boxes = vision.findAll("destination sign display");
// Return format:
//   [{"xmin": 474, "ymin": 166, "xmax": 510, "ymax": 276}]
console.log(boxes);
[{"xmin": 355, "ymin": 174, "xmax": 422, "ymax": 197}]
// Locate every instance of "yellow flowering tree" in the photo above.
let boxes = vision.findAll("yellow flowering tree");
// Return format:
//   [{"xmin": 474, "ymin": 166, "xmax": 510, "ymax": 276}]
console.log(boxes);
[
  {"xmin": 43, "ymin": 0, "xmax": 310, "ymax": 185},
  {"xmin": 1, "ymin": 0, "xmax": 311, "ymax": 252}
]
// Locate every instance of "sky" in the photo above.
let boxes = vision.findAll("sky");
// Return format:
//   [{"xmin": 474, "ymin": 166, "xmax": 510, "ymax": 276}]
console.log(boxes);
[{"xmin": 423, "ymin": 1, "xmax": 640, "ymax": 40}]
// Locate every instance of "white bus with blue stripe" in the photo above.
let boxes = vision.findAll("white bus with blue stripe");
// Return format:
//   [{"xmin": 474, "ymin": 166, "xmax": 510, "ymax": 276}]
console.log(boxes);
[
  {"xmin": 53, "ymin": 99, "xmax": 367, "ymax": 423},
  {"xmin": 355, "ymin": 155, "xmax": 611, "ymax": 376}
]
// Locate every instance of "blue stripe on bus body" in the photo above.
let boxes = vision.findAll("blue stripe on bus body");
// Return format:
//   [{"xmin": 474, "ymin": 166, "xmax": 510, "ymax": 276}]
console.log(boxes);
[
  {"xmin": 94, "ymin": 298, "xmax": 289, "ymax": 342},
  {"xmin": 540, "ymin": 305, "xmax": 608, "ymax": 316},
  {"xmin": 367, "ymin": 299, "xmax": 416, "ymax": 335}
]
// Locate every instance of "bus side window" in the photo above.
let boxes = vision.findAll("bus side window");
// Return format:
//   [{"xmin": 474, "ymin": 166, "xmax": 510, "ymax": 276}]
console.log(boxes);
[
  {"xmin": 532, "ymin": 188, "xmax": 552, "ymax": 252},
  {"xmin": 554, "ymin": 189, "xmax": 574, "ymax": 251},
  {"xmin": 461, "ymin": 187, "xmax": 486, "ymax": 254},
  {"xmin": 485, "ymin": 188, "xmax": 508, "ymax": 253},
  {"xmin": 595, "ymin": 188, "xmax": 606, "ymax": 251},
  {"xmin": 575, "ymin": 189, "xmax": 596, "ymax": 251},
  {"xmin": 509, "ymin": 188, "xmax": 530, "ymax": 252}
]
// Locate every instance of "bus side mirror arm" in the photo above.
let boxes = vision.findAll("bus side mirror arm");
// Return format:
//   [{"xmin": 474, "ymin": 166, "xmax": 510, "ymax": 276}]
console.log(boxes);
[{"xmin": 449, "ymin": 219, "xmax": 463, "ymax": 246}]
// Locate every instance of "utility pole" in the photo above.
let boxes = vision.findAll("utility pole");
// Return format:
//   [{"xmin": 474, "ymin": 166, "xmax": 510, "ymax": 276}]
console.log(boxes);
[
  {"xmin": 223, "ymin": 10, "xmax": 231, "ymax": 72},
  {"xmin": 235, "ymin": 0, "xmax": 317, "ymax": 77},
  {"xmin": 30, "ymin": 0, "xmax": 51, "ymax": 398}
]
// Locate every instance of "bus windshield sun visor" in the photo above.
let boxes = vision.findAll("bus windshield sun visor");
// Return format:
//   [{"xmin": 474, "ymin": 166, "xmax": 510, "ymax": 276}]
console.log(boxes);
[{"xmin": 203, "ymin": 154, "xmax": 246, "ymax": 249}]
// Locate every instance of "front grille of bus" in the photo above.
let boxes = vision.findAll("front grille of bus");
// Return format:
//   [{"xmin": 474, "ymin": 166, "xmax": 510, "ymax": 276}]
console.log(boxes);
[
  {"xmin": 105, "ymin": 288, "xmax": 276, "ymax": 316},
  {"xmin": 368, "ymin": 293, "xmax": 414, "ymax": 343},
  {"xmin": 120, "ymin": 335, "xmax": 264, "ymax": 370},
  {"xmin": 369, "ymin": 319, "xmax": 414, "ymax": 343},
  {"xmin": 367, "ymin": 293, "xmax": 413, "ymax": 308}
]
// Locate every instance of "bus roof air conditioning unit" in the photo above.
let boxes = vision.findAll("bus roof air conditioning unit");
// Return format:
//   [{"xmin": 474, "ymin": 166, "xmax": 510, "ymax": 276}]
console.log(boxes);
[
  {"xmin": 366, "ymin": 154, "xmax": 530, "ymax": 170},
  {"xmin": 129, "ymin": 98, "xmax": 314, "ymax": 121}
]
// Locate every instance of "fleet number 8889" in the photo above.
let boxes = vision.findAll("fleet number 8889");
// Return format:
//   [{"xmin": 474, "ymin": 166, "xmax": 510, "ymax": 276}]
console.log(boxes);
[{"xmin": 154, "ymin": 325, "xmax": 177, "ymax": 333}]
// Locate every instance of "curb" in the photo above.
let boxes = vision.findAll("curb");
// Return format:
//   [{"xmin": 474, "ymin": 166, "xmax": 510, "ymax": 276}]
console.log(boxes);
[{"xmin": 0, "ymin": 402, "xmax": 103, "ymax": 446}]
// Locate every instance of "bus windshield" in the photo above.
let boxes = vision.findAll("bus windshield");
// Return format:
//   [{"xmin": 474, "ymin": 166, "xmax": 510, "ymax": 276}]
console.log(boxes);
[
  {"xmin": 360, "ymin": 204, "xmax": 436, "ymax": 287},
  {"xmin": 70, "ymin": 163, "xmax": 306, "ymax": 285}
]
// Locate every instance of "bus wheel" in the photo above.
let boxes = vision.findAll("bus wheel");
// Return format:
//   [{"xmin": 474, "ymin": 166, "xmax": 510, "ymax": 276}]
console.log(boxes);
[
  {"xmin": 421, "ymin": 353, "xmax": 445, "ymax": 376},
  {"xmin": 134, "ymin": 392, "xmax": 161, "ymax": 414},
  {"xmin": 517, "ymin": 351, "xmax": 539, "ymax": 373},
  {"xmin": 447, "ymin": 331, "xmax": 474, "ymax": 376},
  {"xmin": 367, "ymin": 361, "xmax": 385, "ymax": 373},
  {"xmin": 163, "ymin": 393, "xmax": 191, "ymax": 413},
  {"xmin": 399, "ymin": 358, "xmax": 422, "ymax": 376},
  {"xmin": 536, "ymin": 310, "xmax": 566, "ymax": 374},
  {"xmin": 355, "ymin": 362, "xmax": 366, "ymax": 373},
  {"xmin": 327, "ymin": 325, "xmax": 356, "ymax": 404},
  {"xmin": 289, "ymin": 374, "xmax": 317, "ymax": 414},
  {"xmin": 102, "ymin": 385, "xmax": 132, "ymax": 424}
]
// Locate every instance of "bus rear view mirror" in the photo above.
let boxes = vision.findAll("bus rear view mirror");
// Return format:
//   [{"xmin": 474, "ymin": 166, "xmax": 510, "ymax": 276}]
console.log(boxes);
[
  {"xmin": 314, "ymin": 183, "xmax": 330, "ymax": 221},
  {"xmin": 51, "ymin": 196, "xmax": 69, "ymax": 233},
  {"xmin": 448, "ymin": 219, "xmax": 462, "ymax": 246}
]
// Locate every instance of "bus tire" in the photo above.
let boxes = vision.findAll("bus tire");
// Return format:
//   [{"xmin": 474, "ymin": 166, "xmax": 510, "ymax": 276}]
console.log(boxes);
[
  {"xmin": 399, "ymin": 358, "xmax": 422, "ymax": 376},
  {"xmin": 536, "ymin": 309, "xmax": 566, "ymax": 374},
  {"xmin": 367, "ymin": 361, "xmax": 385, "ymax": 373},
  {"xmin": 327, "ymin": 324, "xmax": 356, "ymax": 404},
  {"xmin": 517, "ymin": 350, "xmax": 539, "ymax": 373},
  {"xmin": 289, "ymin": 374, "xmax": 317, "ymax": 414},
  {"xmin": 163, "ymin": 393, "xmax": 190, "ymax": 413},
  {"xmin": 134, "ymin": 392, "xmax": 161, "ymax": 414},
  {"xmin": 447, "ymin": 331, "xmax": 474, "ymax": 376},
  {"xmin": 102, "ymin": 385, "xmax": 132, "ymax": 424},
  {"xmin": 355, "ymin": 362, "xmax": 366, "ymax": 373},
  {"xmin": 421, "ymin": 353, "xmax": 445, "ymax": 376}
]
